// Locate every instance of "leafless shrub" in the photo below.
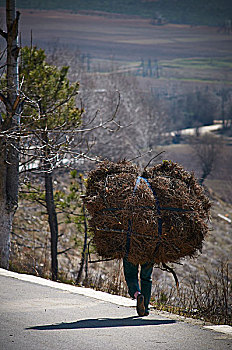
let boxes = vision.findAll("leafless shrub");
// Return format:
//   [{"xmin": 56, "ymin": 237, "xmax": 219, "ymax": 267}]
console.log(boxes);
[
  {"xmin": 190, "ymin": 133, "xmax": 224, "ymax": 185},
  {"xmin": 150, "ymin": 261, "xmax": 232, "ymax": 325}
]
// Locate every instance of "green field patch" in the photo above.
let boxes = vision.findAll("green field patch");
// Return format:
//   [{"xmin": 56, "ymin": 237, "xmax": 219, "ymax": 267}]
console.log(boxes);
[
  {"xmin": 160, "ymin": 76, "xmax": 232, "ymax": 84},
  {"xmin": 90, "ymin": 56, "xmax": 232, "ymax": 84},
  {"xmin": 161, "ymin": 58, "xmax": 232, "ymax": 70}
]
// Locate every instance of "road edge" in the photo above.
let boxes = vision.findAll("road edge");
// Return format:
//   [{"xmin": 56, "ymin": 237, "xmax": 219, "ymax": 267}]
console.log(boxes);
[
  {"xmin": 1, "ymin": 267, "xmax": 232, "ymax": 336},
  {"xmin": 0, "ymin": 267, "xmax": 136, "ymax": 307}
]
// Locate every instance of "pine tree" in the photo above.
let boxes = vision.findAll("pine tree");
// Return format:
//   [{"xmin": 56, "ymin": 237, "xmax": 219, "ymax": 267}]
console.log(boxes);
[{"xmin": 19, "ymin": 46, "xmax": 83, "ymax": 280}]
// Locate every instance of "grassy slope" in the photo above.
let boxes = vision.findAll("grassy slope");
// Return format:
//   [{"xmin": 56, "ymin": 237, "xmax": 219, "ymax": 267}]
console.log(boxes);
[{"xmin": 1, "ymin": 0, "xmax": 232, "ymax": 26}]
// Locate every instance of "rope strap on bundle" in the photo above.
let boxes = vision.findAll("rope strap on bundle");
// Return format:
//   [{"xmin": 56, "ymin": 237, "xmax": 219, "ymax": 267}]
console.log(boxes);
[{"xmin": 125, "ymin": 176, "xmax": 162, "ymax": 258}]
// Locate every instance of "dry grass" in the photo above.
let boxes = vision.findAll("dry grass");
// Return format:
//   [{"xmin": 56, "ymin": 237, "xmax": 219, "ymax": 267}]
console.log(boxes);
[{"xmin": 150, "ymin": 261, "xmax": 232, "ymax": 325}]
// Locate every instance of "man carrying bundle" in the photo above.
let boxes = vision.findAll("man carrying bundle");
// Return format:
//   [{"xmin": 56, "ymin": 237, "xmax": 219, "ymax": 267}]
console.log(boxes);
[{"xmin": 85, "ymin": 160, "xmax": 211, "ymax": 318}]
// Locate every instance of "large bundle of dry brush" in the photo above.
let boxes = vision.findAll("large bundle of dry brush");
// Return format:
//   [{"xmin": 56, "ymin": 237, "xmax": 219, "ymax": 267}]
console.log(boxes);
[{"xmin": 85, "ymin": 160, "xmax": 211, "ymax": 265}]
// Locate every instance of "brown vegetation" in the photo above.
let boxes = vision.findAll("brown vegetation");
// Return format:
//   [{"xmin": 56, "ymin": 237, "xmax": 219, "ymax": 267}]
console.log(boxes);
[{"xmin": 85, "ymin": 160, "xmax": 211, "ymax": 265}]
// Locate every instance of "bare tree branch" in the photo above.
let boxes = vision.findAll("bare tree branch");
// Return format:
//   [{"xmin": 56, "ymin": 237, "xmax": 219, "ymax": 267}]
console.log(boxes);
[{"xmin": 0, "ymin": 28, "xmax": 7, "ymax": 40}]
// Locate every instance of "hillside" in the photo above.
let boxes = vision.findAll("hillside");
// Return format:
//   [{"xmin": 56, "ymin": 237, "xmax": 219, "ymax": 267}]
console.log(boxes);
[{"xmin": 1, "ymin": 0, "xmax": 232, "ymax": 26}]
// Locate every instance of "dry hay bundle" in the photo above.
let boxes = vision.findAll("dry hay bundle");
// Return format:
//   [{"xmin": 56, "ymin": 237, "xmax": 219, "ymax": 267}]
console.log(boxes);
[{"xmin": 85, "ymin": 160, "xmax": 211, "ymax": 265}]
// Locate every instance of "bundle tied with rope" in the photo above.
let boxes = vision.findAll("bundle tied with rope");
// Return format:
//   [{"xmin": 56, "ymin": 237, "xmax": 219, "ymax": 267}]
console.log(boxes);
[{"xmin": 85, "ymin": 160, "xmax": 211, "ymax": 268}]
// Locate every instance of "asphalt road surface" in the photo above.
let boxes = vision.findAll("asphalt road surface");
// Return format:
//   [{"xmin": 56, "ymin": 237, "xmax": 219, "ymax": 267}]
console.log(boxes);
[{"xmin": 0, "ymin": 269, "xmax": 232, "ymax": 350}]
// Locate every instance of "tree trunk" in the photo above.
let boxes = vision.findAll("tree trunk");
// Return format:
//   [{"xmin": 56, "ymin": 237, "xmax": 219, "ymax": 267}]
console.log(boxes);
[
  {"xmin": 0, "ymin": 136, "xmax": 19, "ymax": 268},
  {"xmin": 0, "ymin": 152, "xmax": 13, "ymax": 268},
  {"xmin": 0, "ymin": 208, "xmax": 12, "ymax": 268},
  {"xmin": 0, "ymin": 0, "xmax": 20, "ymax": 268},
  {"xmin": 44, "ymin": 170, "xmax": 58, "ymax": 281},
  {"xmin": 76, "ymin": 179, "xmax": 88, "ymax": 284},
  {"xmin": 221, "ymin": 94, "xmax": 225, "ymax": 129}
]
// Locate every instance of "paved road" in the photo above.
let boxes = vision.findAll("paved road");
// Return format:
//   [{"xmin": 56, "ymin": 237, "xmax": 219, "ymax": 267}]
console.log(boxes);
[{"xmin": 0, "ymin": 269, "xmax": 232, "ymax": 350}]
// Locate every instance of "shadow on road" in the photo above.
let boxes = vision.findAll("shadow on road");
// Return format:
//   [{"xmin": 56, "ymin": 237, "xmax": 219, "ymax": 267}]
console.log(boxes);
[{"xmin": 27, "ymin": 316, "xmax": 176, "ymax": 330}]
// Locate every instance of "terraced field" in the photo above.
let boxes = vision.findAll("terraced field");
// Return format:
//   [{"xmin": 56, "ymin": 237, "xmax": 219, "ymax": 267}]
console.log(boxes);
[{"xmin": 4, "ymin": 9, "xmax": 230, "ymax": 85}]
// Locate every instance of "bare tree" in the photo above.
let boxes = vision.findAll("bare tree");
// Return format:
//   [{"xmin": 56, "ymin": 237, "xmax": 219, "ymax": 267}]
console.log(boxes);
[
  {"xmin": 191, "ymin": 133, "xmax": 223, "ymax": 185},
  {"xmin": 80, "ymin": 71, "xmax": 168, "ymax": 164},
  {"xmin": 217, "ymin": 87, "xmax": 232, "ymax": 131}
]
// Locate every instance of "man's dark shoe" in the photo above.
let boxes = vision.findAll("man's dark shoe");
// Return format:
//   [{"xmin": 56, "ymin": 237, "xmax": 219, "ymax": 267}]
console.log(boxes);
[
  {"xmin": 136, "ymin": 294, "xmax": 145, "ymax": 316},
  {"xmin": 144, "ymin": 310, "xmax": 150, "ymax": 316}
]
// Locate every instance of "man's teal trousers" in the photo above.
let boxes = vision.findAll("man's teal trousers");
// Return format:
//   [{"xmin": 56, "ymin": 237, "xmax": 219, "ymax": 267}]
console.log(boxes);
[{"xmin": 123, "ymin": 258, "xmax": 153, "ymax": 312}]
